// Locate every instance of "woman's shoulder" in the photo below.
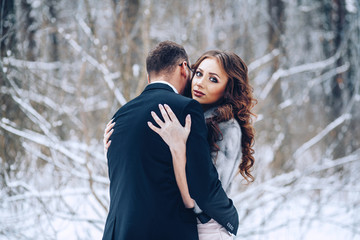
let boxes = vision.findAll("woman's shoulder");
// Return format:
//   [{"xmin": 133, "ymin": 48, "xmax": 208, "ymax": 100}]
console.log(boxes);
[
  {"xmin": 204, "ymin": 108, "xmax": 241, "ymax": 133},
  {"xmin": 216, "ymin": 118, "xmax": 241, "ymax": 154},
  {"xmin": 219, "ymin": 118, "xmax": 241, "ymax": 136},
  {"xmin": 213, "ymin": 118, "xmax": 242, "ymax": 193}
]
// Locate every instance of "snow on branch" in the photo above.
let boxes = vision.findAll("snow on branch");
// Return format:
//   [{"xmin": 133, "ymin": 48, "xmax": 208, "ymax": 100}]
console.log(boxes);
[
  {"xmin": 1, "ymin": 119, "xmax": 108, "ymax": 184},
  {"xmin": 259, "ymin": 53, "xmax": 341, "ymax": 100},
  {"xmin": 2, "ymin": 57, "xmax": 67, "ymax": 70},
  {"xmin": 5, "ymin": 77, "xmax": 60, "ymax": 137},
  {"xmin": 21, "ymin": 142, "xmax": 108, "ymax": 184},
  {"xmin": 233, "ymin": 170, "xmax": 301, "ymax": 204},
  {"xmin": 54, "ymin": 212, "xmax": 105, "ymax": 225},
  {"xmin": 234, "ymin": 147, "xmax": 359, "ymax": 205},
  {"xmin": 293, "ymin": 113, "xmax": 352, "ymax": 159},
  {"xmin": 248, "ymin": 49, "xmax": 280, "ymax": 72},
  {"xmin": 5, "ymin": 75, "xmax": 99, "ymax": 161},
  {"xmin": 308, "ymin": 149, "xmax": 360, "ymax": 173},
  {"xmin": 58, "ymin": 28, "xmax": 127, "ymax": 106},
  {"xmin": 76, "ymin": 15, "xmax": 95, "ymax": 41},
  {"xmin": 4, "ymin": 188, "xmax": 97, "ymax": 202},
  {"xmin": 0, "ymin": 118, "xmax": 85, "ymax": 166},
  {"xmin": 7, "ymin": 91, "xmax": 53, "ymax": 135},
  {"xmin": 308, "ymin": 62, "xmax": 350, "ymax": 87}
]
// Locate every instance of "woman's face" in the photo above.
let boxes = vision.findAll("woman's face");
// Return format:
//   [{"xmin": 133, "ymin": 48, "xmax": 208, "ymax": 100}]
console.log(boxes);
[{"xmin": 191, "ymin": 57, "xmax": 228, "ymax": 109}]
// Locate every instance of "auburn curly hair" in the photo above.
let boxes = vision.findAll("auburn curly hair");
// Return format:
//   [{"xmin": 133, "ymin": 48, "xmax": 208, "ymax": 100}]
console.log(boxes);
[{"xmin": 191, "ymin": 50, "xmax": 257, "ymax": 182}]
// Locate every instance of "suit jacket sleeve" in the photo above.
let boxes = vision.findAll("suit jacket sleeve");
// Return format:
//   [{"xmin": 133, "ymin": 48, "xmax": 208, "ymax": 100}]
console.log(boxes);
[{"xmin": 183, "ymin": 100, "xmax": 239, "ymax": 235}]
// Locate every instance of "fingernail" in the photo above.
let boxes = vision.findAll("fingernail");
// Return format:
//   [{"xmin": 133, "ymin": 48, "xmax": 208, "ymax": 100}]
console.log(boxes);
[{"xmin": 187, "ymin": 114, "xmax": 191, "ymax": 119}]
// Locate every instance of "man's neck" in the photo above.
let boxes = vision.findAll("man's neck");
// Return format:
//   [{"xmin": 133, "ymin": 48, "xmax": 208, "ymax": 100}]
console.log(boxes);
[{"xmin": 150, "ymin": 79, "xmax": 179, "ymax": 94}]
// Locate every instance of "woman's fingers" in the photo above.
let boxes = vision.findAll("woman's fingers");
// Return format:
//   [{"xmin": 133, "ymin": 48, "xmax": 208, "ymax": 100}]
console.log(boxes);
[
  {"xmin": 104, "ymin": 120, "xmax": 115, "ymax": 149},
  {"xmin": 151, "ymin": 111, "xmax": 165, "ymax": 127},
  {"xmin": 164, "ymin": 104, "xmax": 179, "ymax": 124},
  {"xmin": 104, "ymin": 140, "xmax": 112, "ymax": 150},
  {"xmin": 104, "ymin": 128, "xmax": 114, "ymax": 144},
  {"xmin": 106, "ymin": 118, "xmax": 113, "ymax": 126},
  {"xmin": 105, "ymin": 121, "xmax": 115, "ymax": 136},
  {"xmin": 105, "ymin": 118, "xmax": 114, "ymax": 129},
  {"xmin": 159, "ymin": 104, "xmax": 171, "ymax": 122},
  {"xmin": 147, "ymin": 121, "xmax": 161, "ymax": 134},
  {"xmin": 185, "ymin": 114, "xmax": 191, "ymax": 133}
]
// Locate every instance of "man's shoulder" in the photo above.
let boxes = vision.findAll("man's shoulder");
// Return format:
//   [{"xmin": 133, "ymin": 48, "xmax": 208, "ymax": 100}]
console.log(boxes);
[
  {"xmin": 149, "ymin": 89, "xmax": 195, "ymax": 107},
  {"xmin": 171, "ymin": 93, "xmax": 195, "ymax": 105},
  {"xmin": 111, "ymin": 91, "xmax": 202, "ymax": 120},
  {"xmin": 110, "ymin": 95, "xmax": 140, "ymax": 119},
  {"xmin": 169, "ymin": 95, "xmax": 203, "ymax": 115}
]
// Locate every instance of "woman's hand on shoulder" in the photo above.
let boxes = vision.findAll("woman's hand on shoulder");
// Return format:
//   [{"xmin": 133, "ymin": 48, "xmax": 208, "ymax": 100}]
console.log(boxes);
[
  {"xmin": 147, "ymin": 104, "xmax": 191, "ymax": 151},
  {"xmin": 104, "ymin": 119, "xmax": 115, "ymax": 156},
  {"xmin": 148, "ymin": 104, "xmax": 194, "ymax": 209}
]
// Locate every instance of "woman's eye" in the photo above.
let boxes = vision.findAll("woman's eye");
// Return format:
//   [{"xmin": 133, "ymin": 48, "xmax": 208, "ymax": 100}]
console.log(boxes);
[
  {"xmin": 210, "ymin": 77, "xmax": 218, "ymax": 83},
  {"xmin": 195, "ymin": 71, "xmax": 202, "ymax": 77}
]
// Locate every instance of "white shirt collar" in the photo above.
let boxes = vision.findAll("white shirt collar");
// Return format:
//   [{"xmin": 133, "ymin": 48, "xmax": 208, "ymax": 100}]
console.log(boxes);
[{"xmin": 149, "ymin": 81, "xmax": 178, "ymax": 94}]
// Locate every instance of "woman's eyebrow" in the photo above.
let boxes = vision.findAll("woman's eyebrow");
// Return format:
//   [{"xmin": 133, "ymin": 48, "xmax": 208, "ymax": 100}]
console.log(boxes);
[{"xmin": 209, "ymin": 72, "xmax": 220, "ymax": 78}]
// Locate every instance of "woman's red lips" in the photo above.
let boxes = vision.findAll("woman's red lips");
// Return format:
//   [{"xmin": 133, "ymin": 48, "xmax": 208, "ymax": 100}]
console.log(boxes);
[{"xmin": 193, "ymin": 90, "xmax": 205, "ymax": 97}]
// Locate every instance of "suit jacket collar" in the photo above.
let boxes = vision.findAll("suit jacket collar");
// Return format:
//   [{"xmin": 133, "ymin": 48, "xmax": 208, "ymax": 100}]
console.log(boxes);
[{"xmin": 143, "ymin": 82, "xmax": 177, "ymax": 94}]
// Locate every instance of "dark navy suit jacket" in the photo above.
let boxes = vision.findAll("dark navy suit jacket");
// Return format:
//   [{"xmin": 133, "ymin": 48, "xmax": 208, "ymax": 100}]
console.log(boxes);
[{"xmin": 102, "ymin": 83, "xmax": 238, "ymax": 240}]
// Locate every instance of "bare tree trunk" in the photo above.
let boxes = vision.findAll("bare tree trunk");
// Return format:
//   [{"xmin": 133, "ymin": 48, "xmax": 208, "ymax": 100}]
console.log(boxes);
[
  {"xmin": 46, "ymin": 0, "xmax": 59, "ymax": 62},
  {"xmin": 267, "ymin": 0, "xmax": 284, "ymax": 71},
  {"xmin": 20, "ymin": 0, "xmax": 37, "ymax": 61},
  {"xmin": 0, "ymin": 0, "xmax": 16, "ymax": 57},
  {"xmin": 266, "ymin": 0, "xmax": 291, "ymax": 174}
]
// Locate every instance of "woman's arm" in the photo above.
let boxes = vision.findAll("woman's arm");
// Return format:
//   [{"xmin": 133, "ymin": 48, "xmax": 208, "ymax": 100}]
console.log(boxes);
[
  {"xmin": 147, "ymin": 104, "xmax": 195, "ymax": 209},
  {"xmin": 168, "ymin": 145, "xmax": 195, "ymax": 209}
]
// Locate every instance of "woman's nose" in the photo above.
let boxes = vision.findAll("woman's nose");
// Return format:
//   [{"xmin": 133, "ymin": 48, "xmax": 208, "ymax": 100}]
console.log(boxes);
[{"xmin": 195, "ymin": 76, "xmax": 205, "ymax": 88}]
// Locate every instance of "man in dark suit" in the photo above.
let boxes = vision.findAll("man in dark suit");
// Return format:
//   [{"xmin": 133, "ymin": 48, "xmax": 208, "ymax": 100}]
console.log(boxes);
[{"xmin": 102, "ymin": 41, "xmax": 238, "ymax": 240}]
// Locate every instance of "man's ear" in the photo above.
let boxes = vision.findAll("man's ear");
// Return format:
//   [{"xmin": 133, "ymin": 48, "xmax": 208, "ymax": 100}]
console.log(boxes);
[
  {"xmin": 147, "ymin": 74, "xmax": 150, "ymax": 83},
  {"xmin": 180, "ymin": 62, "xmax": 187, "ymax": 78}
]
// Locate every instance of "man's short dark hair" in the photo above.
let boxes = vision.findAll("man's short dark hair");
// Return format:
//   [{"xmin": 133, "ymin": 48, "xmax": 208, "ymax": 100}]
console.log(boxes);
[{"xmin": 146, "ymin": 41, "xmax": 189, "ymax": 77}]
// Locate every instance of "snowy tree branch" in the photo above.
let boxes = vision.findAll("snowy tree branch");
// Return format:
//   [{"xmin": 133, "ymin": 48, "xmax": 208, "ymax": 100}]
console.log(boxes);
[
  {"xmin": 58, "ymin": 28, "xmax": 127, "ymax": 106},
  {"xmin": 293, "ymin": 113, "xmax": 352, "ymax": 159}
]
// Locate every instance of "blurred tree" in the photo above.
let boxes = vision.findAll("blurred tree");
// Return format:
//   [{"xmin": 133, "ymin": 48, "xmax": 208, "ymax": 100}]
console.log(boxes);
[
  {"xmin": 46, "ymin": 0, "xmax": 59, "ymax": 62},
  {"xmin": 20, "ymin": 0, "xmax": 37, "ymax": 61},
  {"xmin": 0, "ymin": 0, "xmax": 16, "ymax": 57},
  {"xmin": 0, "ymin": 0, "xmax": 359, "ymax": 239}
]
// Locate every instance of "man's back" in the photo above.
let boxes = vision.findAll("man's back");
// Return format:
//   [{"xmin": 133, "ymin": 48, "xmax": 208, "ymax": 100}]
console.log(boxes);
[{"xmin": 102, "ymin": 83, "xmax": 198, "ymax": 240}]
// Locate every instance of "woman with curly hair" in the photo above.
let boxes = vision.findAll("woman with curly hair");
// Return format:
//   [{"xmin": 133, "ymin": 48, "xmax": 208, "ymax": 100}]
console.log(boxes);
[{"xmin": 104, "ymin": 50, "xmax": 257, "ymax": 239}]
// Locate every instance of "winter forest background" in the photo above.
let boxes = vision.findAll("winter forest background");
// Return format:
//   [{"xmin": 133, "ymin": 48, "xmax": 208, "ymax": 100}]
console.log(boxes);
[{"xmin": 1, "ymin": 0, "xmax": 359, "ymax": 239}]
